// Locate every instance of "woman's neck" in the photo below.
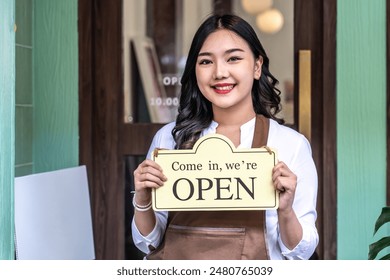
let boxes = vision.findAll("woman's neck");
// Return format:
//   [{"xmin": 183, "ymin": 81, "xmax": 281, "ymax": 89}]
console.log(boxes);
[
  {"xmin": 213, "ymin": 107, "xmax": 256, "ymax": 127},
  {"xmin": 213, "ymin": 108, "xmax": 256, "ymax": 147}
]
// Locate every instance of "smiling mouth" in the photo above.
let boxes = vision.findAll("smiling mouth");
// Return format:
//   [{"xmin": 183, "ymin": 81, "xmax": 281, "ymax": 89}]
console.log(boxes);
[{"xmin": 212, "ymin": 84, "xmax": 235, "ymax": 94}]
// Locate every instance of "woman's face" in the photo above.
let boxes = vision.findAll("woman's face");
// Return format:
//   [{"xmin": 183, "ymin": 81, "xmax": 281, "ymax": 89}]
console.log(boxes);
[{"xmin": 195, "ymin": 29, "xmax": 262, "ymax": 114}]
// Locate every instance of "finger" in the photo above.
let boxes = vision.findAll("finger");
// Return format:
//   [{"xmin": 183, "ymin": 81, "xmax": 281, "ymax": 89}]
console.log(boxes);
[
  {"xmin": 137, "ymin": 180, "xmax": 164, "ymax": 190},
  {"xmin": 272, "ymin": 167, "xmax": 287, "ymax": 182},
  {"xmin": 272, "ymin": 162, "xmax": 295, "ymax": 183},
  {"xmin": 135, "ymin": 160, "xmax": 167, "ymax": 181},
  {"xmin": 142, "ymin": 159, "xmax": 164, "ymax": 172},
  {"xmin": 134, "ymin": 161, "xmax": 167, "ymax": 191},
  {"xmin": 139, "ymin": 172, "xmax": 166, "ymax": 187},
  {"xmin": 138, "ymin": 166, "xmax": 167, "ymax": 182},
  {"xmin": 275, "ymin": 182, "xmax": 286, "ymax": 193},
  {"xmin": 274, "ymin": 177, "xmax": 287, "ymax": 192},
  {"xmin": 277, "ymin": 180, "xmax": 297, "ymax": 195},
  {"xmin": 273, "ymin": 161, "xmax": 286, "ymax": 171}
]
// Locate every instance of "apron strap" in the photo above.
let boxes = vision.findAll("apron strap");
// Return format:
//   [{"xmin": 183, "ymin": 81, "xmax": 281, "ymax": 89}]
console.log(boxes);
[
  {"xmin": 251, "ymin": 114, "xmax": 270, "ymax": 259},
  {"xmin": 252, "ymin": 114, "xmax": 269, "ymax": 148}
]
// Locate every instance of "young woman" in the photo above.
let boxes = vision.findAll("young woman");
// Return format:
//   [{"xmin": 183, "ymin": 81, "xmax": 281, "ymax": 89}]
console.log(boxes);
[{"xmin": 131, "ymin": 14, "xmax": 318, "ymax": 260}]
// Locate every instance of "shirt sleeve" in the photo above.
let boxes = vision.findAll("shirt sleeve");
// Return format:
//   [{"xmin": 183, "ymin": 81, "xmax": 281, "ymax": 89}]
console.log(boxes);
[
  {"xmin": 131, "ymin": 211, "xmax": 168, "ymax": 254},
  {"xmin": 278, "ymin": 135, "xmax": 319, "ymax": 260}
]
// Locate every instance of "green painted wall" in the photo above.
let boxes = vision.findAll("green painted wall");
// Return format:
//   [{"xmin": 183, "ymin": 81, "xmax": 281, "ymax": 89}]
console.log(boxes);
[
  {"xmin": 15, "ymin": 0, "xmax": 33, "ymax": 177},
  {"xmin": 33, "ymin": 0, "xmax": 78, "ymax": 172},
  {"xmin": 0, "ymin": 0, "xmax": 15, "ymax": 260},
  {"xmin": 15, "ymin": 0, "xmax": 78, "ymax": 174},
  {"xmin": 337, "ymin": 0, "xmax": 387, "ymax": 259},
  {"xmin": 0, "ymin": 0, "xmax": 78, "ymax": 259}
]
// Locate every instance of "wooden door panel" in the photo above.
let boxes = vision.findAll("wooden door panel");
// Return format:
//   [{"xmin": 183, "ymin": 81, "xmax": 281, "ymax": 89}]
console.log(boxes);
[{"xmin": 79, "ymin": 0, "xmax": 125, "ymax": 260}]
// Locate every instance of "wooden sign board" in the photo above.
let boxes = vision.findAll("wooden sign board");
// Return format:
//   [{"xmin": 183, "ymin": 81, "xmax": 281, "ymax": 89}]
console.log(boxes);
[{"xmin": 152, "ymin": 134, "xmax": 279, "ymax": 211}]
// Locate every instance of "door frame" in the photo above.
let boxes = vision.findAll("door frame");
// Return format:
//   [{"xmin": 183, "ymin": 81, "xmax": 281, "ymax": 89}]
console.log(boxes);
[
  {"xmin": 78, "ymin": 0, "xmax": 337, "ymax": 259},
  {"xmin": 295, "ymin": 0, "xmax": 337, "ymax": 260}
]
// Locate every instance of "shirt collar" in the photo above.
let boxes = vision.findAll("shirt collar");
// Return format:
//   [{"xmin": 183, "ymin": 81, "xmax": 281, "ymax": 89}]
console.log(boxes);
[{"xmin": 202, "ymin": 117, "xmax": 256, "ymax": 148}]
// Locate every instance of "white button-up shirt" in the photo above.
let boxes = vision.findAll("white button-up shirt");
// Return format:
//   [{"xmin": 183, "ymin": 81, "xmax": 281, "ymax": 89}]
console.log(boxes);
[{"xmin": 132, "ymin": 118, "xmax": 319, "ymax": 260}]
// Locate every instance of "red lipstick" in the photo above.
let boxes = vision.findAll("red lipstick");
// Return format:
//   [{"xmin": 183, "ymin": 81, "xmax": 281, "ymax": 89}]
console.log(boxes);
[{"xmin": 212, "ymin": 83, "xmax": 235, "ymax": 94}]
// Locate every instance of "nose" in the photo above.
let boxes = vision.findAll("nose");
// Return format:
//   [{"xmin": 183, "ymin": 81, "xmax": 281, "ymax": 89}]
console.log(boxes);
[{"xmin": 213, "ymin": 61, "xmax": 229, "ymax": 80}]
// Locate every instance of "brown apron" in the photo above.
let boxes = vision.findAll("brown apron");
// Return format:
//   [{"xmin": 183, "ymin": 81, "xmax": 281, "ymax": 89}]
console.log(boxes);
[{"xmin": 146, "ymin": 115, "xmax": 270, "ymax": 260}]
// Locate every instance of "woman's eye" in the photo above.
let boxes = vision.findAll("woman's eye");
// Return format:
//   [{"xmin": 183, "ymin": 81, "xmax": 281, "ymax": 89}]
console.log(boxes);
[
  {"xmin": 199, "ymin": 59, "xmax": 212, "ymax": 65},
  {"xmin": 228, "ymin": 56, "xmax": 242, "ymax": 62}
]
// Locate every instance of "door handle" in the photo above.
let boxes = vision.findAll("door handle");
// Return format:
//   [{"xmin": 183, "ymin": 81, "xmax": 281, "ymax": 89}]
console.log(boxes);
[{"xmin": 298, "ymin": 50, "xmax": 311, "ymax": 142}]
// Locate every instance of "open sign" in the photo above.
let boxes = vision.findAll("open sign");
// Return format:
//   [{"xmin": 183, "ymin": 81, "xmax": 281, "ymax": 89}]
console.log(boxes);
[{"xmin": 152, "ymin": 134, "xmax": 279, "ymax": 211}]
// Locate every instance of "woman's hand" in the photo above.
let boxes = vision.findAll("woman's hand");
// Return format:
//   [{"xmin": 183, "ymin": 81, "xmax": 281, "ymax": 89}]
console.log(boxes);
[
  {"xmin": 272, "ymin": 161, "xmax": 303, "ymax": 249},
  {"xmin": 133, "ymin": 159, "xmax": 167, "ymax": 236},
  {"xmin": 133, "ymin": 159, "xmax": 167, "ymax": 205},
  {"xmin": 272, "ymin": 161, "xmax": 297, "ymax": 212}
]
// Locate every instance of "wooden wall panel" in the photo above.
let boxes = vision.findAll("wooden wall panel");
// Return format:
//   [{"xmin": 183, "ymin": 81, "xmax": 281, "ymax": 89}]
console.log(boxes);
[{"xmin": 79, "ymin": 0, "xmax": 125, "ymax": 260}]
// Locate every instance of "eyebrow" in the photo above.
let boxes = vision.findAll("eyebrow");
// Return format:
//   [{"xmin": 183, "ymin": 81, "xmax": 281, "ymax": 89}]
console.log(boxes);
[{"xmin": 198, "ymin": 48, "xmax": 245, "ymax": 57}]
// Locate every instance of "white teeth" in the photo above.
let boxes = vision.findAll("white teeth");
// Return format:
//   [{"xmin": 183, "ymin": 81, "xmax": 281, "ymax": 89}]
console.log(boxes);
[{"xmin": 215, "ymin": 85, "xmax": 234, "ymax": 90}]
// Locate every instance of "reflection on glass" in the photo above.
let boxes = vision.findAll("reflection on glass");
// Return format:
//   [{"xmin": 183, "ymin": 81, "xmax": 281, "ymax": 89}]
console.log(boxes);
[
  {"xmin": 233, "ymin": 0, "xmax": 294, "ymax": 124},
  {"xmin": 131, "ymin": 37, "xmax": 174, "ymax": 123},
  {"xmin": 123, "ymin": 0, "xmax": 294, "ymax": 124}
]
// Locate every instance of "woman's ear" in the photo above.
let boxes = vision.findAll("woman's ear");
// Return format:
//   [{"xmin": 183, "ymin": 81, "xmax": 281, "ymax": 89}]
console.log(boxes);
[{"xmin": 254, "ymin": 56, "xmax": 263, "ymax": 80}]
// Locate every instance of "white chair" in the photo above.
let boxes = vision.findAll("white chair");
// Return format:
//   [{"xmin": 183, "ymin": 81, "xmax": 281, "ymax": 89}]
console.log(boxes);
[{"xmin": 14, "ymin": 166, "xmax": 95, "ymax": 260}]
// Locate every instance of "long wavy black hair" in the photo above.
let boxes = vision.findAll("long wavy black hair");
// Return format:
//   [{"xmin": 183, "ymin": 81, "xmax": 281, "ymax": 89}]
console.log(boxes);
[{"xmin": 172, "ymin": 14, "xmax": 284, "ymax": 149}]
